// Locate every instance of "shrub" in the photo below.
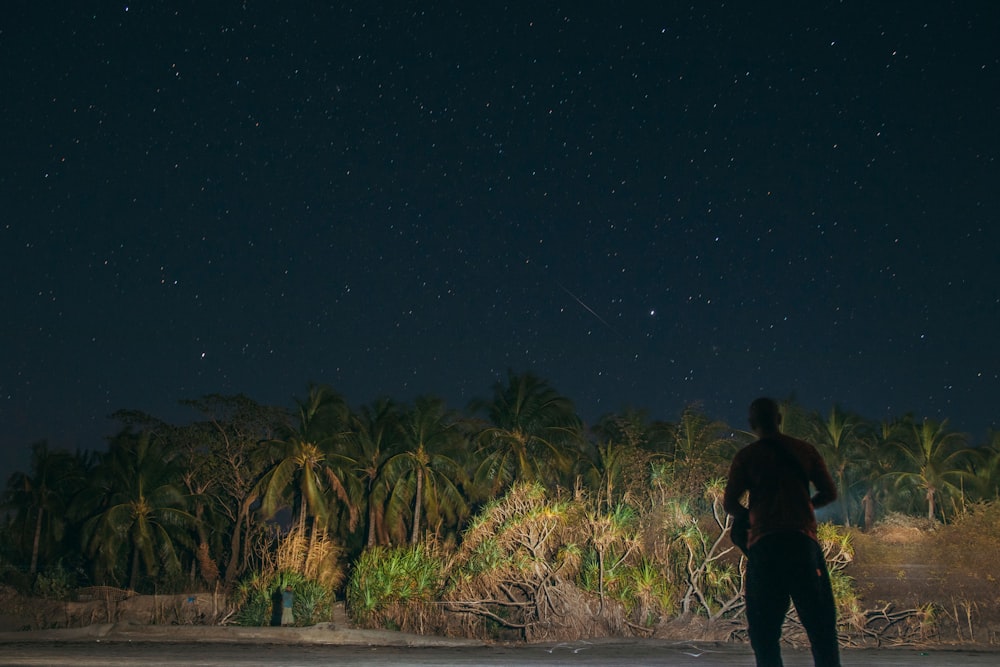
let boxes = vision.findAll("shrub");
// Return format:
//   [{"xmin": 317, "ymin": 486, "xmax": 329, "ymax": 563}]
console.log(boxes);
[
  {"xmin": 231, "ymin": 571, "xmax": 278, "ymax": 627},
  {"xmin": 33, "ymin": 561, "xmax": 77, "ymax": 600},
  {"xmin": 294, "ymin": 577, "xmax": 334, "ymax": 626},
  {"xmin": 345, "ymin": 544, "xmax": 445, "ymax": 632}
]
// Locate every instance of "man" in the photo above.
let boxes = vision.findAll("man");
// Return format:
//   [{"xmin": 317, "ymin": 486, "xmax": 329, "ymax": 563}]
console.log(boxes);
[
  {"xmin": 724, "ymin": 397, "xmax": 841, "ymax": 667},
  {"xmin": 281, "ymin": 585, "xmax": 294, "ymax": 627}
]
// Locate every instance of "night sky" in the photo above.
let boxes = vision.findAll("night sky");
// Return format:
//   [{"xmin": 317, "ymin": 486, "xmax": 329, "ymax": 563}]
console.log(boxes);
[{"xmin": 3, "ymin": 2, "xmax": 999, "ymax": 481}]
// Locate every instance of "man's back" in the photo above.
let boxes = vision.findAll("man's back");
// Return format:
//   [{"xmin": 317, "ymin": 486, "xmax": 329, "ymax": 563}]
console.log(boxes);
[{"xmin": 724, "ymin": 433, "xmax": 837, "ymax": 548}]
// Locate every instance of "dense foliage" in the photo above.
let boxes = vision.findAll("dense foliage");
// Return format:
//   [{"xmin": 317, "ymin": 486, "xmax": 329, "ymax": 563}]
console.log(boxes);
[{"xmin": 1, "ymin": 373, "xmax": 997, "ymax": 635}]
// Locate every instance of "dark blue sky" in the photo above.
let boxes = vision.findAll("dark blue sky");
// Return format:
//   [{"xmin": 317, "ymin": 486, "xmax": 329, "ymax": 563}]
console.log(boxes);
[{"xmin": 3, "ymin": 2, "xmax": 998, "ymax": 480}]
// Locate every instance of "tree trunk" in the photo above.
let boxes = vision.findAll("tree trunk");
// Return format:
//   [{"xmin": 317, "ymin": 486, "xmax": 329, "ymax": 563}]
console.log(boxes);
[
  {"xmin": 862, "ymin": 490, "xmax": 875, "ymax": 531},
  {"xmin": 837, "ymin": 470, "xmax": 851, "ymax": 528},
  {"xmin": 367, "ymin": 494, "xmax": 378, "ymax": 547},
  {"xmin": 129, "ymin": 546, "xmax": 140, "ymax": 590},
  {"xmin": 224, "ymin": 497, "xmax": 251, "ymax": 586},
  {"xmin": 410, "ymin": 469, "xmax": 424, "ymax": 544},
  {"xmin": 30, "ymin": 507, "xmax": 43, "ymax": 575}
]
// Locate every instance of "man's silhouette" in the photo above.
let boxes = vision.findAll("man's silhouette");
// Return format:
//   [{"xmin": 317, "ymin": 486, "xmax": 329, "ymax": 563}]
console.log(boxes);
[{"xmin": 724, "ymin": 397, "xmax": 841, "ymax": 667}]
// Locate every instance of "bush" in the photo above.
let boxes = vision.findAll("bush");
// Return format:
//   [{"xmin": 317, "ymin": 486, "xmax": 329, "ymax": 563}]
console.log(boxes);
[
  {"xmin": 294, "ymin": 577, "xmax": 334, "ymax": 626},
  {"xmin": 345, "ymin": 544, "xmax": 445, "ymax": 631},
  {"xmin": 231, "ymin": 571, "xmax": 277, "ymax": 627},
  {"xmin": 33, "ymin": 561, "xmax": 77, "ymax": 600}
]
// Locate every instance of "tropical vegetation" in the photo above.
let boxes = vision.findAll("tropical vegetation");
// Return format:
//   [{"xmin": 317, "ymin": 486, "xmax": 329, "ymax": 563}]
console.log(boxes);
[{"xmin": 1, "ymin": 372, "xmax": 997, "ymax": 643}]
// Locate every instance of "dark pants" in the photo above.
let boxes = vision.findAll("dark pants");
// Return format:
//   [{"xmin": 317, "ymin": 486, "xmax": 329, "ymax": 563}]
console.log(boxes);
[{"xmin": 745, "ymin": 531, "xmax": 840, "ymax": 667}]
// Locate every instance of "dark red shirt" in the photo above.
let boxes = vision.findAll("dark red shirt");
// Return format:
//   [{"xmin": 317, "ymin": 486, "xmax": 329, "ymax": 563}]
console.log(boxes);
[{"xmin": 723, "ymin": 433, "xmax": 837, "ymax": 548}]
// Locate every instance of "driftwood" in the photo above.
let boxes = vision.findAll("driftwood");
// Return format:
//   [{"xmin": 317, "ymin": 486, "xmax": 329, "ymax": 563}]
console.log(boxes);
[{"xmin": 863, "ymin": 603, "xmax": 933, "ymax": 645}]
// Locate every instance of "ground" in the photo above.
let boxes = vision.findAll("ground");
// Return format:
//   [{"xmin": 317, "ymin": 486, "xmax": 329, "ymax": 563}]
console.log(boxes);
[{"xmin": 847, "ymin": 520, "xmax": 1000, "ymax": 645}]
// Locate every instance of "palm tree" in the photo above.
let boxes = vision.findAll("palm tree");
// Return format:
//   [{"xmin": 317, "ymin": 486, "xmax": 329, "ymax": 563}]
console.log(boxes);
[
  {"xmin": 256, "ymin": 385, "xmax": 358, "ymax": 537},
  {"xmin": 972, "ymin": 430, "xmax": 1000, "ymax": 501},
  {"xmin": 582, "ymin": 410, "xmax": 658, "ymax": 511},
  {"xmin": 80, "ymin": 431, "xmax": 196, "ymax": 589},
  {"xmin": 472, "ymin": 371, "xmax": 584, "ymax": 495},
  {"xmin": 856, "ymin": 418, "xmax": 906, "ymax": 530},
  {"xmin": 343, "ymin": 396, "xmax": 403, "ymax": 547},
  {"xmin": 590, "ymin": 408, "xmax": 654, "ymax": 451},
  {"xmin": 3, "ymin": 441, "xmax": 87, "ymax": 575},
  {"xmin": 776, "ymin": 397, "xmax": 814, "ymax": 440},
  {"xmin": 808, "ymin": 405, "xmax": 866, "ymax": 526},
  {"xmin": 886, "ymin": 417, "xmax": 975, "ymax": 521},
  {"xmin": 659, "ymin": 405, "xmax": 734, "ymax": 499},
  {"xmin": 384, "ymin": 395, "xmax": 470, "ymax": 544}
]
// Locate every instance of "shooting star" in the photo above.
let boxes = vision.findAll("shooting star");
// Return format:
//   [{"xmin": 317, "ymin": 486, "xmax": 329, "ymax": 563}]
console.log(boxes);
[
  {"xmin": 516, "ymin": 250, "xmax": 620, "ymax": 336},
  {"xmin": 558, "ymin": 283, "xmax": 619, "ymax": 336}
]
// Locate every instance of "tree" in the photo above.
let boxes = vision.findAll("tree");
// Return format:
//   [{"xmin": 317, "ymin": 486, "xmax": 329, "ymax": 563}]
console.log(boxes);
[
  {"xmin": 384, "ymin": 395, "xmax": 469, "ymax": 544},
  {"xmin": 658, "ymin": 405, "xmax": 734, "ymax": 499},
  {"xmin": 582, "ymin": 410, "xmax": 657, "ymax": 511},
  {"xmin": 80, "ymin": 431, "xmax": 196, "ymax": 590},
  {"xmin": 444, "ymin": 482, "xmax": 579, "ymax": 641},
  {"xmin": 808, "ymin": 405, "xmax": 866, "ymax": 526},
  {"xmin": 886, "ymin": 418, "xmax": 975, "ymax": 521},
  {"xmin": 472, "ymin": 371, "xmax": 584, "ymax": 495},
  {"xmin": 971, "ymin": 430, "xmax": 1000, "ymax": 501},
  {"xmin": 590, "ymin": 408, "xmax": 656, "ymax": 451},
  {"xmin": 584, "ymin": 503, "xmax": 640, "ymax": 612},
  {"xmin": 178, "ymin": 393, "xmax": 286, "ymax": 585},
  {"xmin": 855, "ymin": 418, "xmax": 906, "ymax": 530},
  {"xmin": 343, "ymin": 397, "xmax": 402, "ymax": 548},
  {"xmin": 775, "ymin": 397, "xmax": 814, "ymax": 441},
  {"xmin": 3, "ymin": 441, "xmax": 87, "ymax": 575},
  {"xmin": 256, "ymin": 385, "xmax": 358, "ymax": 537}
]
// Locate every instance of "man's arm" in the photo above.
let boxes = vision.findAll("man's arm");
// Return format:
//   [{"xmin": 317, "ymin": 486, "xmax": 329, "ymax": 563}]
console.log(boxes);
[
  {"xmin": 809, "ymin": 450, "xmax": 838, "ymax": 508},
  {"xmin": 723, "ymin": 456, "xmax": 748, "ymax": 516}
]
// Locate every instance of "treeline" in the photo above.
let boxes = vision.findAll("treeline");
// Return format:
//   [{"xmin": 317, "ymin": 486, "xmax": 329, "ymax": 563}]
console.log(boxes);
[{"xmin": 2, "ymin": 371, "xmax": 998, "ymax": 600}]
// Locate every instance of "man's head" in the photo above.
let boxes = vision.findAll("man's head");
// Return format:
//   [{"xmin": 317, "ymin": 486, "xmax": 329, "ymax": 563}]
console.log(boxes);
[{"xmin": 748, "ymin": 397, "xmax": 782, "ymax": 434}]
